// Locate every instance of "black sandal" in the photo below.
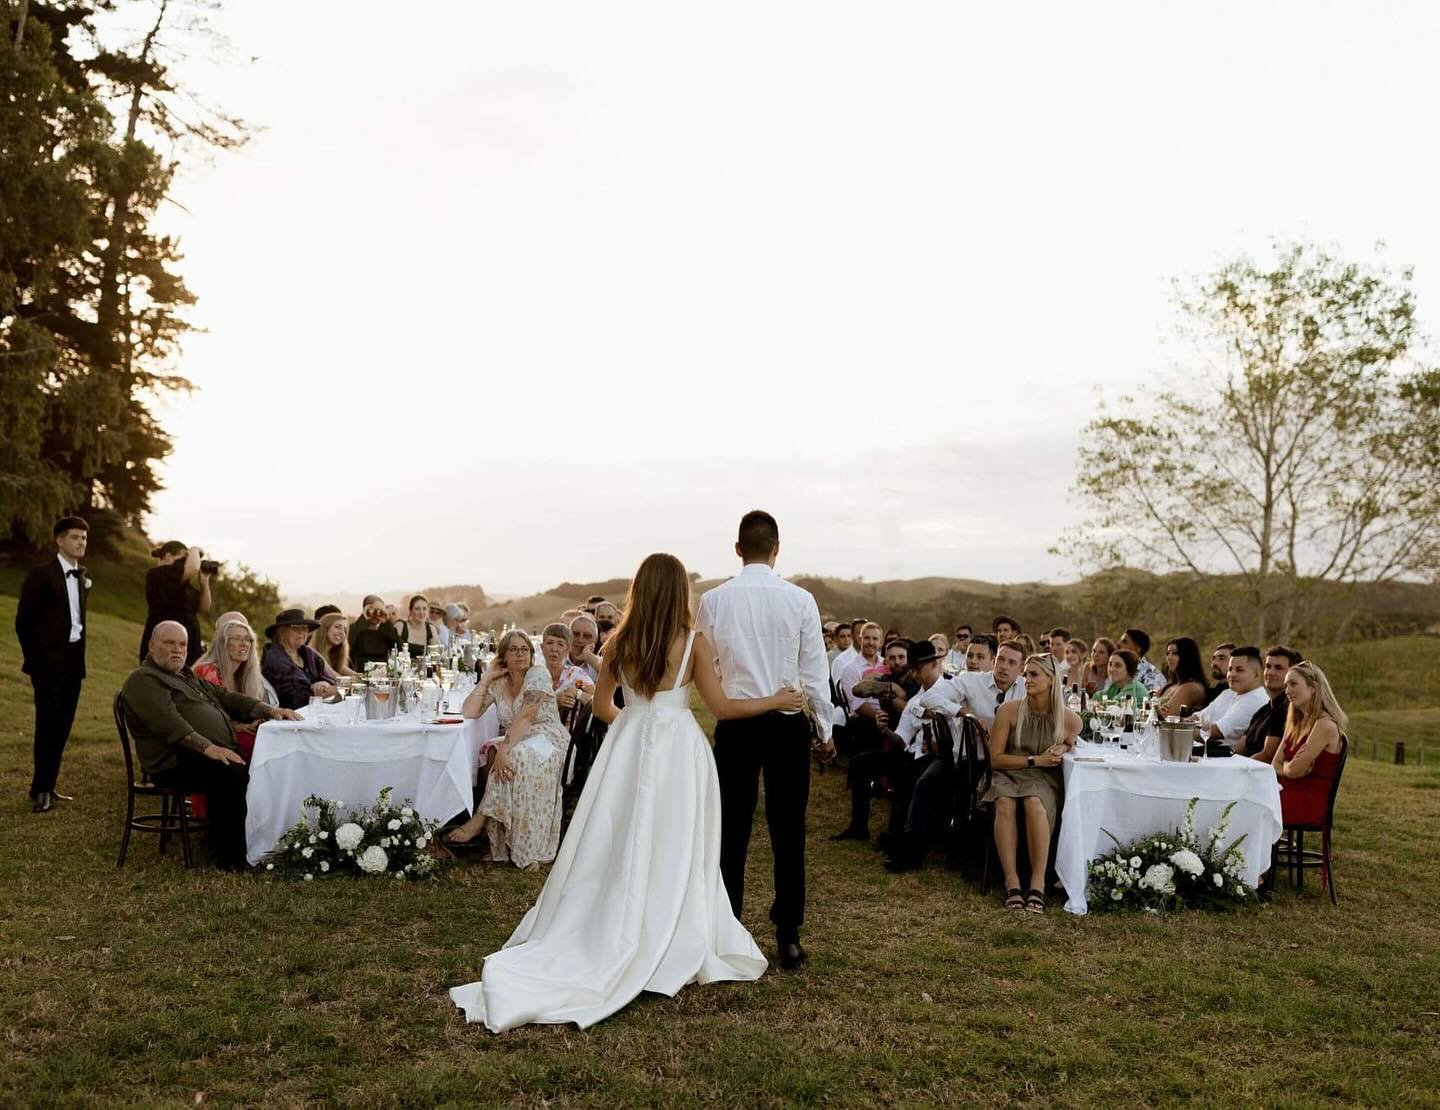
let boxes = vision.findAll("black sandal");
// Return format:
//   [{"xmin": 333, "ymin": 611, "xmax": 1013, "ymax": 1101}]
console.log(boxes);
[
  {"xmin": 1024, "ymin": 889, "xmax": 1046, "ymax": 914},
  {"xmin": 1004, "ymin": 887, "xmax": 1025, "ymax": 910}
]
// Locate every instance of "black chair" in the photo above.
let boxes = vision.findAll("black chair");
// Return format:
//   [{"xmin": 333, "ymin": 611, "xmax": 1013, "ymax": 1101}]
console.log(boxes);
[
  {"xmin": 1275, "ymin": 734, "xmax": 1348, "ymax": 904},
  {"xmin": 559, "ymin": 701, "xmax": 597, "ymax": 836},
  {"xmin": 114, "ymin": 692, "xmax": 208, "ymax": 868}
]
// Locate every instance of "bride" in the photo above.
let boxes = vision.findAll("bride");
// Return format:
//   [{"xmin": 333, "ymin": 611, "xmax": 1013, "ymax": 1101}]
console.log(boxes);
[{"xmin": 449, "ymin": 552, "xmax": 803, "ymax": 1031}]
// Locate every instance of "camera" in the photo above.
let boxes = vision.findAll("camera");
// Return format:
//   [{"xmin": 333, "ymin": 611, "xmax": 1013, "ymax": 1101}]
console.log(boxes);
[{"xmin": 200, "ymin": 559, "xmax": 222, "ymax": 576}]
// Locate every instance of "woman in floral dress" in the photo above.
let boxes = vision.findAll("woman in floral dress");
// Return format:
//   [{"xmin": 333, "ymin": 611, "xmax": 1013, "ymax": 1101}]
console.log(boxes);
[{"xmin": 448, "ymin": 630, "xmax": 569, "ymax": 868}]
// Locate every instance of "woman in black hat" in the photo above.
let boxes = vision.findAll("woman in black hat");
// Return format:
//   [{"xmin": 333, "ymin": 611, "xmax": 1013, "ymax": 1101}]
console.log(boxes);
[{"xmin": 260, "ymin": 609, "xmax": 341, "ymax": 710}]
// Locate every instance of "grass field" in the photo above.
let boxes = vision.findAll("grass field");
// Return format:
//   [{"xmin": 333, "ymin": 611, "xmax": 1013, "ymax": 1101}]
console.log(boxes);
[{"xmin": 4, "ymin": 601, "xmax": 1440, "ymax": 1106}]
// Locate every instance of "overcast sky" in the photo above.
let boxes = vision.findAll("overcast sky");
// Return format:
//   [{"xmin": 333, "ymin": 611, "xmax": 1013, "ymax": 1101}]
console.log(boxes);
[{"xmin": 137, "ymin": 0, "xmax": 1440, "ymax": 599}]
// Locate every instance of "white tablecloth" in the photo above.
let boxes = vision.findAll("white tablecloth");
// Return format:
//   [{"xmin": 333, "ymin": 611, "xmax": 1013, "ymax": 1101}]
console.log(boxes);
[
  {"xmin": 1055, "ymin": 745, "xmax": 1283, "ymax": 914},
  {"xmin": 244, "ymin": 713, "xmax": 487, "ymax": 865}
]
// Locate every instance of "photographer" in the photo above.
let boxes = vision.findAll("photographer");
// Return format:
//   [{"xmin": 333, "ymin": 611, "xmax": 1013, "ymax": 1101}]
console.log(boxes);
[
  {"xmin": 139, "ymin": 540, "xmax": 214, "ymax": 667},
  {"xmin": 349, "ymin": 594, "xmax": 402, "ymax": 670}
]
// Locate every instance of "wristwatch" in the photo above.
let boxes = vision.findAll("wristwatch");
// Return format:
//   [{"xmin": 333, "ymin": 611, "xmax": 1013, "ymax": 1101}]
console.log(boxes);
[{"xmin": 1027, "ymin": 755, "xmax": 1036, "ymax": 768}]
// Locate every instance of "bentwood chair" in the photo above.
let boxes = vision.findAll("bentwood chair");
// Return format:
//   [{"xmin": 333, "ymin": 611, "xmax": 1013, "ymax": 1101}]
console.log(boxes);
[
  {"xmin": 114, "ymin": 693, "xmax": 208, "ymax": 868},
  {"xmin": 1276, "ymin": 733, "xmax": 1348, "ymax": 905}
]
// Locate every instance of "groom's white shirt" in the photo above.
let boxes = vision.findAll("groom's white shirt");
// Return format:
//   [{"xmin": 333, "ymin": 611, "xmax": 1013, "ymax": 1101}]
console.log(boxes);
[{"xmin": 696, "ymin": 563, "xmax": 833, "ymax": 742}]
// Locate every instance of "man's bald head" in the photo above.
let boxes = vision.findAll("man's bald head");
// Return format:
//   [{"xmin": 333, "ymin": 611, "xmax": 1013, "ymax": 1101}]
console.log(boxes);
[{"xmin": 150, "ymin": 621, "xmax": 190, "ymax": 672}]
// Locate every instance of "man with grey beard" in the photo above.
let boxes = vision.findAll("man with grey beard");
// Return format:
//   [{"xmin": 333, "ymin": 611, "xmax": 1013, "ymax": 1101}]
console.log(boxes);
[{"xmin": 121, "ymin": 621, "xmax": 300, "ymax": 869}]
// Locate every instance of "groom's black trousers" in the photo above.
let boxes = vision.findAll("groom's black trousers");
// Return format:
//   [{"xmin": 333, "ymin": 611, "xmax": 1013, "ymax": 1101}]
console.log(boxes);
[{"xmin": 713, "ymin": 711, "xmax": 811, "ymax": 937}]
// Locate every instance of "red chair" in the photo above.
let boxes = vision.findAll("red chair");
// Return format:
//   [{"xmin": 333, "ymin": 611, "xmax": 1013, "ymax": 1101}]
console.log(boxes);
[
  {"xmin": 1276, "ymin": 733, "xmax": 1348, "ymax": 904},
  {"xmin": 114, "ymin": 692, "xmax": 208, "ymax": 868}
]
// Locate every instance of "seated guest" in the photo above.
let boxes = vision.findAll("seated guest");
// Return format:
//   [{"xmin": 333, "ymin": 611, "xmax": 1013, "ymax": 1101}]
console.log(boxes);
[
  {"xmin": 349, "ymin": 595, "xmax": 401, "ymax": 670},
  {"xmin": 992, "ymin": 615, "xmax": 1021, "ymax": 642},
  {"xmin": 823, "ymin": 621, "xmax": 838, "ymax": 656},
  {"xmin": 1080, "ymin": 637, "xmax": 1114, "ymax": 695},
  {"xmin": 121, "ymin": 621, "xmax": 300, "ymax": 868},
  {"xmin": 592, "ymin": 600, "xmax": 620, "ymax": 645},
  {"xmin": 1118, "ymin": 628, "xmax": 1165, "ymax": 691},
  {"xmin": 838, "ymin": 622, "xmax": 886, "ymax": 720},
  {"xmin": 447, "ymin": 629, "xmax": 569, "ymax": 867},
  {"xmin": 395, "ymin": 594, "xmax": 435, "ymax": 657},
  {"xmin": 854, "ymin": 638, "xmax": 919, "ymax": 718},
  {"xmin": 1062, "ymin": 639, "xmax": 1090, "ymax": 694},
  {"xmin": 1155, "ymin": 637, "xmax": 1208, "ymax": 718},
  {"xmin": 261, "ymin": 609, "xmax": 340, "ymax": 710},
  {"xmin": 313, "ymin": 604, "xmax": 341, "ymax": 621},
  {"xmin": 194, "ymin": 617, "xmax": 279, "ymax": 761},
  {"xmin": 309, "ymin": 612, "xmax": 358, "ymax": 678},
  {"xmin": 828, "ymin": 621, "xmax": 852, "ymax": 665},
  {"xmin": 831, "ymin": 615, "xmax": 868, "ymax": 683},
  {"xmin": 567, "ymin": 614, "xmax": 602, "ymax": 682},
  {"xmin": 1010, "ymin": 632, "xmax": 1038, "ymax": 659},
  {"xmin": 384, "ymin": 602, "xmax": 399, "ymax": 624},
  {"xmin": 1039, "ymin": 631, "xmax": 1051, "ymax": 654},
  {"xmin": 1191, "ymin": 645, "xmax": 1269, "ymax": 750},
  {"xmin": 945, "ymin": 624, "xmax": 971, "ymax": 673},
  {"xmin": 1206, "ymin": 643, "xmax": 1235, "ymax": 705},
  {"xmin": 1246, "ymin": 645, "xmax": 1303, "ymax": 760},
  {"xmin": 1272, "ymin": 661, "xmax": 1346, "ymax": 826},
  {"xmin": 428, "ymin": 600, "xmax": 451, "ymax": 647},
  {"xmin": 833, "ymin": 640, "xmax": 951, "ymax": 846},
  {"xmin": 1098, "ymin": 649, "xmax": 1149, "ymax": 705},
  {"xmin": 984, "ymin": 653, "xmax": 1081, "ymax": 912},
  {"xmin": 539, "ymin": 621, "xmax": 594, "ymax": 720},
  {"xmin": 928, "ymin": 633, "xmax": 949, "ymax": 661},
  {"xmin": 444, "ymin": 603, "xmax": 470, "ymax": 643},
  {"xmin": 946, "ymin": 639, "xmax": 1025, "ymax": 729},
  {"xmin": 1047, "ymin": 628, "xmax": 1071, "ymax": 676}
]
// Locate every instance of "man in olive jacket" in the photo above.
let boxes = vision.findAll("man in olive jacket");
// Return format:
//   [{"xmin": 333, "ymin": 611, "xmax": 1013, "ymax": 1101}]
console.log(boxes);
[{"xmin": 121, "ymin": 621, "xmax": 300, "ymax": 869}]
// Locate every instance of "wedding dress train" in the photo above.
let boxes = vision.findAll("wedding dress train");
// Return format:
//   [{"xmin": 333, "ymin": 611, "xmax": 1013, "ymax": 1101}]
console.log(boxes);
[{"xmin": 449, "ymin": 632, "xmax": 766, "ymax": 1031}]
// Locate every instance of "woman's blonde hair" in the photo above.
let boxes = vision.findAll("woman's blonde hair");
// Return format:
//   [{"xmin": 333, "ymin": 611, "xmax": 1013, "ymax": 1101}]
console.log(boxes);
[
  {"xmin": 929, "ymin": 633, "xmax": 949, "ymax": 653},
  {"xmin": 198, "ymin": 617, "xmax": 266, "ymax": 701},
  {"xmin": 606, "ymin": 553, "xmax": 691, "ymax": 699},
  {"xmin": 1284, "ymin": 661, "xmax": 1348, "ymax": 741},
  {"xmin": 1016, "ymin": 652, "xmax": 1067, "ymax": 745},
  {"xmin": 309, "ymin": 613, "xmax": 351, "ymax": 675},
  {"xmin": 495, "ymin": 628, "xmax": 534, "ymax": 671}
]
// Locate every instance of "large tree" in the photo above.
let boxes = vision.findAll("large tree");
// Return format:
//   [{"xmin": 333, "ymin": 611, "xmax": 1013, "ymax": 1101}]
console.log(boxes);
[
  {"xmin": 1060, "ymin": 242, "xmax": 1440, "ymax": 644},
  {"xmin": 1, "ymin": 0, "xmax": 245, "ymax": 547}
]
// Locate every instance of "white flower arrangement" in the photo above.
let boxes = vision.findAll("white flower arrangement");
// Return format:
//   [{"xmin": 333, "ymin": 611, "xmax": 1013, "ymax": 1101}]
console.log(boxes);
[
  {"xmin": 1088, "ymin": 799, "xmax": 1255, "ymax": 912},
  {"xmin": 263, "ymin": 789, "xmax": 443, "ymax": 882}
]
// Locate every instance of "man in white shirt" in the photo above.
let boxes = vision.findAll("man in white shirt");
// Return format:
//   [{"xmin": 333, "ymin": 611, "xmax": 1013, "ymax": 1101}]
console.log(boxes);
[
  {"xmin": 1048, "ymin": 627, "xmax": 1072, "ymax": 679},
  {"xmin": 946, "ymin": 640, "xmax": 1026, "ymax": 731},
  {"xmin": 566, "ymin": 613, "xmax": 601, "ymax": 683},
  {"xmin": 696, "ymin": 510, "xmax": 831, "ymax": 971},
  {"xmin": 832, "ymin": 639, "xmax": 956, "ymax": 847},
  {"xmin": 944, "ymin": 623, "xmax": 972, "ymax": 673},
  {"xmin": 826, "ymin": 622, "xmax": 851, "ymax": 667},
  {"xmin": 829, "ymin": 615, "xmax": 868, "ymax": 684},
  {"xmin": 1192, "ymin": 645, "xmax": 1271, "ymax": 750}
]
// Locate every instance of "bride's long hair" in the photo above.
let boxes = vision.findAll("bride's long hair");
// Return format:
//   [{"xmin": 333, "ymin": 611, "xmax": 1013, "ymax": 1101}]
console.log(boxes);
[{"xmin": 606, "ymin": 553, "xmax": 693, "ymax": 699}]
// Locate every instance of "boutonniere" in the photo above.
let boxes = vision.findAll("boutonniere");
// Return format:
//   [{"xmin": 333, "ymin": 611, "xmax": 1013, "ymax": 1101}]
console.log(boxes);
[{"xmin": 83, "ymin": 575, "xmax": 94, "ymax": 591}]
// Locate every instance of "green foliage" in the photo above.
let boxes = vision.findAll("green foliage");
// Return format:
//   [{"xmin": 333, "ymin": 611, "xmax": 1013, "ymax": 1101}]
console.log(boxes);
[
  {"xmin": 264, "ymin": 790, "xmax": 444, "ymax": 882},
  {"xmin": 1060, "ymin": 241, "xmax": 1440, "ymax": 644},
  {"xmin": 1088, "ymin": 799, "xmax": 1257, "ymax": 912},
  {"xmin": 208, "ymin": 563, "xmax": 283, "ymax": 631},
  {"xmin": 1, "ymin": 2, "xmax": 246, "ymax": 547}
]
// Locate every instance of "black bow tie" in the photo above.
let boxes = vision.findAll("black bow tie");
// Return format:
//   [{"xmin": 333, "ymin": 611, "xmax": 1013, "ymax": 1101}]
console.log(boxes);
[{"xmin": 66, "ymin": 568, "xmax": 82, "ymax": 578}]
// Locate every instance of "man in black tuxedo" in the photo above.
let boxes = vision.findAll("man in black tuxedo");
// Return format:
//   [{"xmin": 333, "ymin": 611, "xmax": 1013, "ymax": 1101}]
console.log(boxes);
[{"xmin": 15, "ymin": 516, "xmax": 91, "ymax": 813}]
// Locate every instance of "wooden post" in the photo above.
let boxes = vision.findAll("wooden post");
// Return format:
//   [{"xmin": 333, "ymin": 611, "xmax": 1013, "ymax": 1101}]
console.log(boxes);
[{"xmin": 1394, "ymin": 741, "xmax": 1406, "ymax": 766}]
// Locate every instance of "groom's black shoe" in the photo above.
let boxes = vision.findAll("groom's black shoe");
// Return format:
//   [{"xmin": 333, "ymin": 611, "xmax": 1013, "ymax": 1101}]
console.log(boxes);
[
  {"xmin": 829, "ymin": 826, "xmax": 867, "ymax": 842},
  {"xmin": 777, "ymin": 931, "xmax": 807, "ymax": 971}
]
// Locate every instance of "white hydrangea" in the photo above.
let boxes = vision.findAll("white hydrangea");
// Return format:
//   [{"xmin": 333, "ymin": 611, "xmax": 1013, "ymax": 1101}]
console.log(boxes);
[
  {"xmin": 335, "ymin": 823, "xmax": 364, "ymax": 851},
  {"xmin": 301, "ymin": 847, "xmax": 313, "ymax": 859},
  {"xmin": 1139, "ymin": 863, "xmax": 1176, "ymax": 895},
  {"xmin": 1212, "ymin": 872, "xmax": 1224, "ymax": 887},
  {"xmin": 308, "ymin": 835, "xmax": 316, "ymax": 844},
  {"xmin": 319, "ymin": 861, "xmax": 330, "ymax": 873},
  {"xmin": 393, "ymin": 870, "xmax": 405, "ymax": 879},
  {"xmin": 357, "ymin": 845, "xmax": 388, "ymax": 874},
  {"xmin": 415, "ymin": 836, "xmax": 427, "ymax": 850},
  {"xmin": 1111, "ymin": 889, "xmax": 1123, "ymax": 901},
  {"xmin": 387, "ymin": 818, "xmax": 402, "ymax": 831},
  {"xmin": 1170, "ymin": 849, "xmax": 1204, "ymax": 877},
  {"xmin": 1129, "ymin": 856, "xmax": 1142, "ymax": 869},
  {"xmin": 303, "ymin": 873, "xmax": 313, "ymax": 881},
  {"xmin": 318, "ymin": 830, "xmax": 328, "ymax": 840},
  {"xmin": 401, "ymin": 807, "xmax": 414, "ymax": 818},
  {"xmin": 380, "ymin": 837, "xmax": 391, "ymax": 849},
  {"xmin": 265, "ymin": 863, "xmax": 274, "ymax": 871}
]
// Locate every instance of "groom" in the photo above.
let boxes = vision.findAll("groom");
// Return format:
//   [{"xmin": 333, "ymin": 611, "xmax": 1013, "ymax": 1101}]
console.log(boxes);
[{"xmin": 697, "ymin": 510, "xmax": 834, "ymax": 969}]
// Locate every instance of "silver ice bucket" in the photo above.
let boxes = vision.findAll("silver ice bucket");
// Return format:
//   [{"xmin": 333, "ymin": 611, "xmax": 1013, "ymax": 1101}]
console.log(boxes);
[
  {"xmin": 365, "ymin": 684, "xmax": 397, "ymax": 721},
  {"xmin": 1156, "ymin": 722, "xmax": 1198, "ymax": 762}
]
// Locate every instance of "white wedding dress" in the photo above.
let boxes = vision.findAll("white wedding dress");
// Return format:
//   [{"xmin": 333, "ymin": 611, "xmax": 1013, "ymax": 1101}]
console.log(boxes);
[{"xmin": 449, "ymin": 632, "xmax": 767, "ymax": 1031}]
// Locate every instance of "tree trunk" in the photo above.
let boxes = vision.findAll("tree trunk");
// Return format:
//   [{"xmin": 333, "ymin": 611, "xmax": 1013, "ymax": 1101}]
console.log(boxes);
[{"xmin": 13, "ymin": 0, "xmax": 29, "ymax": 48}]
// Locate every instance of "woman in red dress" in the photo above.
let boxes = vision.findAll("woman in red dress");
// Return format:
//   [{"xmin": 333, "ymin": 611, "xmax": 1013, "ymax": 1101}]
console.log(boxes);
[
  {"xmin": 1272, "ymin": 661, "xmax": 1346, "ymax": 827},
  {"xmin": 193, "ymin": 617, "xmax": 279, "ymax": 763}
]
